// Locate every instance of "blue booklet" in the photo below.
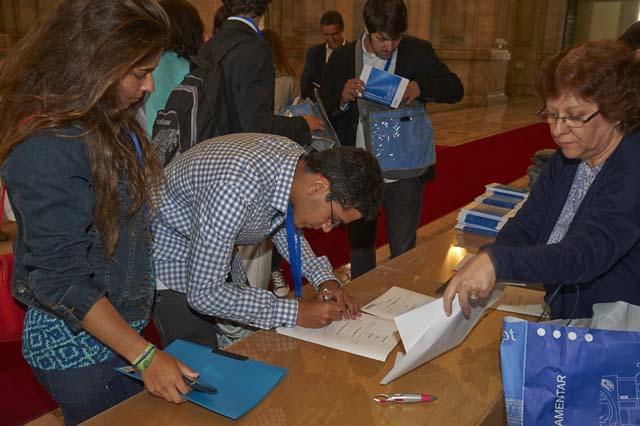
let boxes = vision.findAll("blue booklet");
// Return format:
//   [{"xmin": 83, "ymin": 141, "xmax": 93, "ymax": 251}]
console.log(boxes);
[
  {"xmin": 485, "ymin": 183, "xmax": 529, "ymax": 200},
  {"xmin": 459, "ymin": 201, "xmax": 516, "ymax": 222},
  {"xmin": 455, "ymin": 223, "xmax": 500, "ymax": 237},
  {"xmin": 115, "ymin": 339, "xmax": 287, "ymax": 420},
  {"xmin": 475, "ymin": 193, "xmax": 525, "ymax": 210},
  {"xmin": 359, "ymin": 64, "xmax": 409, "ymax": 108}
]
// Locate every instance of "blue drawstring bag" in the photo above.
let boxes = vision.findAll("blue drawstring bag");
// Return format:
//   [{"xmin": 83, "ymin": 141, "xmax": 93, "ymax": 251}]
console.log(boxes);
[{"xmin": 500, "ymin": 302, "xmax": 640, "ymax": 425}]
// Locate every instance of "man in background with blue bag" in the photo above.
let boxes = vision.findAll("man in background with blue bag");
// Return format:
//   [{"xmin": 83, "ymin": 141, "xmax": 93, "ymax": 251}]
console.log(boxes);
[{"xmin": 320, "ymin": 0, "xmax": 464, "ymax": 278}]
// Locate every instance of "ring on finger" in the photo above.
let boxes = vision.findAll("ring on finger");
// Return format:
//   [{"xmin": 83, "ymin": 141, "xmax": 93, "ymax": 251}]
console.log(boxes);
[{"xmin": 469, "ymin": 292, "xmax": 479, "ymax": 302}]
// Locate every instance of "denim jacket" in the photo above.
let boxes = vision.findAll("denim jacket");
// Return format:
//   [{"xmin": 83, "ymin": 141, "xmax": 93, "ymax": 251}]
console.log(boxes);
[{"xmin": 2, "ymin": 127, "xmax": 153, "ymax": 331}]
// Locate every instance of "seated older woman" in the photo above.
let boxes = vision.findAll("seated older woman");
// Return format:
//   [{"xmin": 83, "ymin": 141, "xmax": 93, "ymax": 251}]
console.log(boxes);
[{"xmin": 444, "ymin": 40, "xmax": 640, "ymax": 320}]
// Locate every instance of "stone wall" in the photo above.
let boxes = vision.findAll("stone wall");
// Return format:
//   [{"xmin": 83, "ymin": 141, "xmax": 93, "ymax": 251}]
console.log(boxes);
[{"xmin": 0, "ymin": 0, "xmax": 580, "ymax": 105}]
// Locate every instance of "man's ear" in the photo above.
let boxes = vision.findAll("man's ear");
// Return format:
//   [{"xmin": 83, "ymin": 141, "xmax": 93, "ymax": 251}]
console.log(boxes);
[{"xmin": 306, "ymin": 174, "xmax": 330, "ymax": 196}]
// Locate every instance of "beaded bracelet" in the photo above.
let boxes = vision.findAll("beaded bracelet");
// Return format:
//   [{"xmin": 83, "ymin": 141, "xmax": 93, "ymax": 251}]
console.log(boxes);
[
  {"xmin": 132, "ymin": 343, "xmax": 155, "ymax": 369},
  {"xmin": 135, "ymin": 345, "xmax": 157, "ymax": 372}
]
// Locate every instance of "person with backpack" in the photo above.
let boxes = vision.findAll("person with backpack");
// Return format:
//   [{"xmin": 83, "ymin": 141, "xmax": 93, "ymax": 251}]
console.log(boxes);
[
  {"xmin": 320, "ymin": 0, "xmax": 464, "ymax": 279},
  {"xmin": 150, "ymin": 0, "xmax": 323, "ymax": 167},
  {"xmin": 144, "ymin": 0, "xmax": 204, "ymax": 136},
  {"xmin": 0, "ymin": 1, "xmax": 199, "ymax": 423},
  {"xmin": 203, "ymin": 0, "xmax": 323, "ymax": 143}
]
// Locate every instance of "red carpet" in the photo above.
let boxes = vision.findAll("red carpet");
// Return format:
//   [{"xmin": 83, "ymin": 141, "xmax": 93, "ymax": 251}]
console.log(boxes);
[
  {"xmin": 2, "ymin": 123, "xmax": 555, "ymax": 425},
  {"xmin": 302, "ymin": 123, "xmax": 556, "ymax": 268}
]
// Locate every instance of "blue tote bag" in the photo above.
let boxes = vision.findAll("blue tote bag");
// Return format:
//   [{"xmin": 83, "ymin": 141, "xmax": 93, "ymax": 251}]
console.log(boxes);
[{"xmin": 500, "ymin": 313, "xmax": 640, "ymax": 425}]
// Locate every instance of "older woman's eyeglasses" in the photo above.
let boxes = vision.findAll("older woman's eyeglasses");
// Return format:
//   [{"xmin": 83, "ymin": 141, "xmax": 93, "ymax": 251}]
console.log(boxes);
[{"xmin": 537, "ymin": 107, "xmax": 600, "ymax": 128}]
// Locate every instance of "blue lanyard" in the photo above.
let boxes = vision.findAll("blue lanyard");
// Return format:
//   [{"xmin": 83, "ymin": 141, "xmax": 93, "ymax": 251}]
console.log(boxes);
[
  {"xmin": 229, "ymin": 16, "xmax": 263, "ymax": 39},
  {"xmin": 362, "ymin": 34, "xmax": 393, "ymax": 72},
  {"xmin": 130, "ymin": 131, "xmax": 144, "ymax": 167},
  {"xmin": 285, "ymin": 204, "xmax": 302, "ymax": 299}
]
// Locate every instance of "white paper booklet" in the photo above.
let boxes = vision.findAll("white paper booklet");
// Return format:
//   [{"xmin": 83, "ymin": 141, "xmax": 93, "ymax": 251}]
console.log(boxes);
[
  {"xmin": 277, "ymin": 287, "xmax": 433, "ymax": 362},
  {"xmin": 380, "ymin": 288, "xmax": 503, "ymax": 385},
  {"xmin": 276, "ymin": 314, "xmax": 399, "ymax": 362},
  {"xmin": 362, "ymin": 286, "xmax": 435, "ymax": 320}
]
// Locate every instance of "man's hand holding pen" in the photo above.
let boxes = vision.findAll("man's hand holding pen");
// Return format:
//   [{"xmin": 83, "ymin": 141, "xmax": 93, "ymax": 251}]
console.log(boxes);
[
  {"xmin": 295, "ymin": 281, "xmax": 361, "ymax": 328},
  {"xmin": 318, "ymin": 280, "xmax": 361, "ymax": 320}
]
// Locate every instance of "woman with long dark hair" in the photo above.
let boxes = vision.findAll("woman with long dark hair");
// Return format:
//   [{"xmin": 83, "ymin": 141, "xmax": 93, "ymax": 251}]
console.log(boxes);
[{"xmin": 0, "ymin": 1, "xmax": 198, "ymax": 423}]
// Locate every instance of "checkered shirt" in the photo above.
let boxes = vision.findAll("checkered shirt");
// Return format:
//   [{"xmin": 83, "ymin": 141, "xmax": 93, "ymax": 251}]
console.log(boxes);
[{"xmin": 152, "ymin": 133, "xmax": 336, "ymax": 329}]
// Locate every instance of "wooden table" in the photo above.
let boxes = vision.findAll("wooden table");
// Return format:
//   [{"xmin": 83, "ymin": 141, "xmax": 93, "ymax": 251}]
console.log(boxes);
[{"xmin": 85, "ymin": 227, "xmax": 534, "ymax": 426}]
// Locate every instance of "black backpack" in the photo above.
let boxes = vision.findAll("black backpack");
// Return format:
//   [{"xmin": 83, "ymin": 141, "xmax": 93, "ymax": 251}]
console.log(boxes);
[{"xmin": 151, "ymin": 39, "xmax": 244, "ymax": 167}]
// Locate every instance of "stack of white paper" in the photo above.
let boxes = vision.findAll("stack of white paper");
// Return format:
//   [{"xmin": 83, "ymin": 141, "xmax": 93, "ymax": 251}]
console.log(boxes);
[
  {"xmin": 380, "ymin": 289, "xmax": 502, "ymax": 385},
  {"xmin": 276, "ymin": 286, "xmax": 433, "ymax": 362},
  {"xmin": 276, "ymin": 314, "xmax": 399, "ymax": 362}
]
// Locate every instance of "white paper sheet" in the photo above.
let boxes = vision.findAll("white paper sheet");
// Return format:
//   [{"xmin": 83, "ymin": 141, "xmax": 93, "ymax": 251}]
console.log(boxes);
[
  {"xmin": 276, "ymin": 314, "xmax": 399, "ymax": 362},
  {"xmin": 380, "ymin": 289, "xmax": 503, "ymax": 385},
  {"xmin": 362, "ymin": 286, "xmax": 435, "ymax": 320}
]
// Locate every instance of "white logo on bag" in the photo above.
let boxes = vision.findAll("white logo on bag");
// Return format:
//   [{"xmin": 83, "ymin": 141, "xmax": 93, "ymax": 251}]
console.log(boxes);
[
  {"xmin": 554, "ymin": 375, "xmax": 567, "ymax": 425},
  {"xmin": 502, "ymin": 328, "xmax": 517, "ymax": 343}
]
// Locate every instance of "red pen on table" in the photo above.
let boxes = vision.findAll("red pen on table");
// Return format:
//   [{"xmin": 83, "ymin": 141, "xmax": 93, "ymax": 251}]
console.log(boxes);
[{"xmin": 373, "ymin": 393, "xmax": 438, "ymax": 404}]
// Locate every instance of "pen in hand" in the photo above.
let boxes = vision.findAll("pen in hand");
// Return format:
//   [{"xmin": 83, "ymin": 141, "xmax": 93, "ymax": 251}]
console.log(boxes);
[
  {"xmin": 322, "ymin": 288, "xmax": 354, "ymax": 320},
  {"xmin": 183, "ymin": 374, "xmax": 218, "ymax": 394}
]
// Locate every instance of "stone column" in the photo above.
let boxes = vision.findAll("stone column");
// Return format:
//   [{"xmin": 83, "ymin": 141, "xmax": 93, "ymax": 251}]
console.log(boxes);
[
  {"xmin": 506, "ymin": 0, "xmax": 567, "ymax": 97},
  {"xmin": 429, "ymin": 0, "xmax": 512, "ymax": 108}
]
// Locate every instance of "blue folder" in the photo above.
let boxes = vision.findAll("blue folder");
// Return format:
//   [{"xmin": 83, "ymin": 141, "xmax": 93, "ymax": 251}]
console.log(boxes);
[{"xmin": 115, "ymin": 339, "xmax": 287, "ymax": 420}]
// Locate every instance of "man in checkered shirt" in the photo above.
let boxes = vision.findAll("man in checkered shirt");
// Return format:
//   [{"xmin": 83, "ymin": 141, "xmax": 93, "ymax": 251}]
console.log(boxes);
[{"xmin": 152, "ymin": 133, "xmax": 383, "ymax": 346}]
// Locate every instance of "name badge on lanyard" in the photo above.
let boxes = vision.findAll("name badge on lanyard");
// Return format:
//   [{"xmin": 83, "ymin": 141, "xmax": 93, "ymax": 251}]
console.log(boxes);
[
  {"xmin": 130, "ymin": 131, "xmax": 144, "ymax": 167},
  {"xmin": 285, "ymin": 204, "xmax": 303, "ymax": 299}
]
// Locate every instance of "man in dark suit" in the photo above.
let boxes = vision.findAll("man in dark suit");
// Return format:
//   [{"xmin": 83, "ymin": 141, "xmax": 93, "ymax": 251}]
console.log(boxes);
[
  {"xmin": 320, "ymin": 0, "xmax": 464, "ymax": 278},
  {"xmin": 203, "ymin": 0, "xmax": 323, "ymax": 145},
  {"xmin": 300, "ymin": 10, "xmax": 346, "ymax": 100}
]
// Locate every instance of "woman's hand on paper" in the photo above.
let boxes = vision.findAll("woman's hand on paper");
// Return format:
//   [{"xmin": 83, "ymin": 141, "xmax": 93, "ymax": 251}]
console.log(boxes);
[
  {"xmin": 443, "ymin": 251, "xmax": 497, "ymax": 318},
  {"xmin": 142, "ymin": 350, "xmax": 198, "ymax": 404},
  {"xmin": 318, "ymin": 280, "xmax": 361, "ymax": 320},
  {"xmin": 340, "ymin": 78, "xmax": 365, "ymax": 104}
]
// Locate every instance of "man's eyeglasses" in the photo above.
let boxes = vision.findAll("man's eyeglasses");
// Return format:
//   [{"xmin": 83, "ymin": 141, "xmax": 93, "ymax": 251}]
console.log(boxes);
[
  {"xmin": 329, "ymin": 200, "xmax": 342, "ymax": 229},
  {"xmin": 537, "ymin": 107, "xmax": 600, "ymax": 128}
]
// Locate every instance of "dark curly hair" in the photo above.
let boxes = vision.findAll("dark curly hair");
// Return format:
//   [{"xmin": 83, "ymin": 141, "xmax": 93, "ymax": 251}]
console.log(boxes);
[
  {"xmin": 222, "ymin": 0, "xmax": 272, "ymax": 17},
  {"xmin": 535, "ymin": 40, "xmax": 640, "ymax": 135},
  {"xmin": 303, "ymin": 147, "xmax": 384, "ymax": 221}
]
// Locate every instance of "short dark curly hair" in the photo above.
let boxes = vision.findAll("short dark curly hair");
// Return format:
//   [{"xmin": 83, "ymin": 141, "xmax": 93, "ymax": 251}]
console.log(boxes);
[
  {"xmin": 535, "ymin": 40, "xmax": 640, "ymax": 135},
  {"xmin": 222, "ymin": 0, "xmax": 272, "ymax": 17},
  {"xmin": 303, "ymin": 147, "xmax": 384, "ymax": 221}
]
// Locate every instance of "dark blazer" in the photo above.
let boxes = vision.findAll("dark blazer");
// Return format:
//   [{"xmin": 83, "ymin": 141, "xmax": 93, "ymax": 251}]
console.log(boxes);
[
  {"xmin": 205, "ymin": 20, "xmax": 310, "ymax": 144},
  {"xmin": 319, "ymin": 36, "xmax": 463, "ymax": 150},
  {"xmin": 300, "ymin": 43, "xmax": 326, "ymax": 100},
  {"xmin": 489, "ymin": 132, "xmax": 640, "ymax": 319}
]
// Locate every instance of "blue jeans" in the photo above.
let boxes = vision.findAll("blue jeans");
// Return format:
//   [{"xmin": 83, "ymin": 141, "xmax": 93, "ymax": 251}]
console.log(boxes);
[{"xmin": 31, "ymin": 355, "xmax": 143, "ymax": 425}]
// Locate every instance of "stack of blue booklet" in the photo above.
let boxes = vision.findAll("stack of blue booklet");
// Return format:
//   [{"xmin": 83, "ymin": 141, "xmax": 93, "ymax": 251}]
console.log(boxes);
[
  {"xmin": 456, "ymin": 183, "xmax": 529, "ymax": 236},
  {"xmin": 115, "ymin": 339, "xmax": 287, "ymax": 420}
]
